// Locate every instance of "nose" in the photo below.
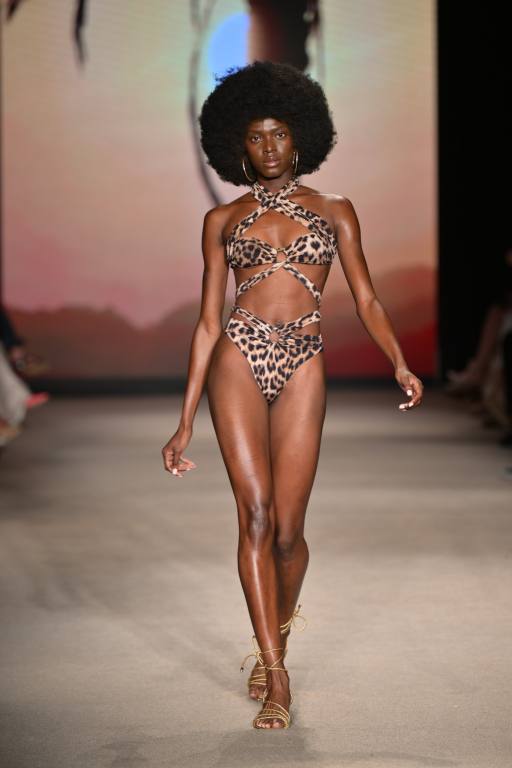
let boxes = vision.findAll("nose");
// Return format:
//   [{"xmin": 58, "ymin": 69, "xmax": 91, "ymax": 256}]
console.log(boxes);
[{"xmin": 262, "ymin": 136, "xmax": 277, "ymax": 154}]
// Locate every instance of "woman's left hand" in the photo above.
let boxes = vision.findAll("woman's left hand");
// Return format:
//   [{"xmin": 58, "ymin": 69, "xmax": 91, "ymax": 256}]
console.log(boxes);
[{"xmin": 395, "ymin": 366, "xmax": 423, "ymax": 411}]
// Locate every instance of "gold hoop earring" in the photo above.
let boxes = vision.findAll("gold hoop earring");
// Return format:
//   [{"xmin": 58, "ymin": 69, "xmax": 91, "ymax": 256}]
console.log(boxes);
[
  {"xmin": 242, "ymin": 156, "xmax": 256, "ymax": 183},
  {"xmin": 292, "ymin": 149, "xmax": 299, "ymax": 176}
]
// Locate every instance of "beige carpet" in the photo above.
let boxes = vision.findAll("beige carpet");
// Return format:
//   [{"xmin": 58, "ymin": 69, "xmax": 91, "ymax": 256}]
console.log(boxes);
[{"xmin": 0, "ymin": 389, "xmax": 511, "ymax": 768}]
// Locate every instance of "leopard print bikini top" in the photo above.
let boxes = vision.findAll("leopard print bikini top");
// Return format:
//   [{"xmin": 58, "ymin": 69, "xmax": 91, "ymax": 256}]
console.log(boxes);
[{"xmin": 225, "ymin": 175, "xmax": 338, "ymax": 308}]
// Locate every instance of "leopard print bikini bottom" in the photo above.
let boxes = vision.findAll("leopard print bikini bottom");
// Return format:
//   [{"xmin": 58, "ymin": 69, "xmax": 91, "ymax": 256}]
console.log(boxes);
[{"xmin": 224, "ymin": 304, "xmax": 324, "ymax": 404}]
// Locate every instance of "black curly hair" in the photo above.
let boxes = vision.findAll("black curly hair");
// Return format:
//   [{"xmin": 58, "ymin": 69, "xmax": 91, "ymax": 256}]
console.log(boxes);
[{"xmin": 199, "ymin": 61, "xmax": 337, "ymax": 186}]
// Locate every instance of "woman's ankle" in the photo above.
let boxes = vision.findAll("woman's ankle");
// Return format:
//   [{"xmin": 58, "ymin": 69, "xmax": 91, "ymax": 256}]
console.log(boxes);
[{"xmin": 266, "ymin": 668, "xmax": 289, "ymax": 686}]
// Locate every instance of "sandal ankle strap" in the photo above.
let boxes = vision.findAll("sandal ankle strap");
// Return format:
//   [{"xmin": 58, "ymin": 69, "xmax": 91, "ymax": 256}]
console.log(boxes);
[
  {"xmin": 259, "ymin": 646, "xmax": 287, "ymax": 674},
  {"xmin": 240, "ymin": 635, "xmax": 283, "ymax": 671},
  {"xmin": 240, "ymin": 636, "xmax": 289, "ymax": 673},
  {"xmin": 279, "ymin": 603, "xmax": 307, "ymax": 634}
]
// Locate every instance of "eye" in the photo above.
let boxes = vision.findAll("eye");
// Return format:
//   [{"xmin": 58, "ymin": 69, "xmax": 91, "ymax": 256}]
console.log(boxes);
[
  {"xmin": 248, "ymin": 135, "xmax": 261, "ymax": 143},
  {"xmin": 276, "ymin": 130, "xmax": 286, "ymax": 138}
]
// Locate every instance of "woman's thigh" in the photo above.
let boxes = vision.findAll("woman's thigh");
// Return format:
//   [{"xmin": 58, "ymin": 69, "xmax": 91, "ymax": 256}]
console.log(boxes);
[
  {"xmin": 207, "ymin": 335, "xmax": 273, "ymax": 520},
  {"xmin": 269, "ymin": 351, "xmax": 327, "ymax": 542}
]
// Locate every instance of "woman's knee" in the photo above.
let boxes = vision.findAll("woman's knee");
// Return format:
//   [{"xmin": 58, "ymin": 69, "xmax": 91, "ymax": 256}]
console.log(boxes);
[
  {"xmin": 275, "ymin": 529, "xmax": 307, "ymax": 560},
  {"xmin": 238, "ymin": 498, "xmax": 274, "ymax": 549}
]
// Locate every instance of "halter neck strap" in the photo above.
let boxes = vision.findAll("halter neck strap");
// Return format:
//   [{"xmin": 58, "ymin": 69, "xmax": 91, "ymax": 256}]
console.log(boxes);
[{"xmin": 250, "ymin": 176, "xmax": 300, "ymax": 206}]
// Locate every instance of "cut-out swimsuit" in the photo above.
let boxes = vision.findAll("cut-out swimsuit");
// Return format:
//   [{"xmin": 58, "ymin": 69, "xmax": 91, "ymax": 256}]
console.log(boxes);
[{"xmin": 224, "ymin": 175, "xmax": 337, "ymax": 404}]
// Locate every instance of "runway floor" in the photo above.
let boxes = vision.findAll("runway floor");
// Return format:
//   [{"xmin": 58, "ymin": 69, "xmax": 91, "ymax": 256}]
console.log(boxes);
[{"xmin": 1, "ymin": 388, "xmax": 511, "ymax": 768}]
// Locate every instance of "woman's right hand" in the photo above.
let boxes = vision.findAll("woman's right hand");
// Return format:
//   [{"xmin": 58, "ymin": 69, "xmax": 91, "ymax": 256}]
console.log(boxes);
[{"xmin": 161, "ymin": 425, "xmax": 197, "ymax": 478}]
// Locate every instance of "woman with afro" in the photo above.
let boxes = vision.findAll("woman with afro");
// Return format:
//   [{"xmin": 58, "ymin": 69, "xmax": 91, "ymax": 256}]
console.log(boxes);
[{"xmin": 162, "ymin": 61, "xmax": 423, "ymax": 729}]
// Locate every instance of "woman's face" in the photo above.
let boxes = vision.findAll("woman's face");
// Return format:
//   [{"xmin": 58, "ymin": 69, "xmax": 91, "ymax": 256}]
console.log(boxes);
[{"xmin": 244, "ymin": 117, "xmax": 294, "ymax": 179}]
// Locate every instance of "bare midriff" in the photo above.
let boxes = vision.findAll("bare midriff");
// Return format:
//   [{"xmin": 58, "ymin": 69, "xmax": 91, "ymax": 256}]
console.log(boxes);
[{"xmin": 231, "ymin": 262, "xmax": 331, "ymax": 336}]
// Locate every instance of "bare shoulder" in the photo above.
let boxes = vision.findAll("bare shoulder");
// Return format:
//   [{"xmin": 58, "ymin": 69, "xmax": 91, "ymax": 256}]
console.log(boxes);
[
  {"xmin": 296, "ymin": 184, "xmax": 357, "ymax": 230},
  {"xmin": 212, "ymin": 188, "xmax": 257, "ymax": 240},
  {"xmin": 327, "ymin": 194, "xmax": 359, "ymax": 231},
  {"xmin": 203, "ymin": 201, "xmax": 231, "ymax": 228},
  {"xmin": 223, "ymin": 188, "xmax": 256, "ymax": 215},
  {"xmin": 203, "ymin": 191, "xmax": 253, "ymax": 243}
]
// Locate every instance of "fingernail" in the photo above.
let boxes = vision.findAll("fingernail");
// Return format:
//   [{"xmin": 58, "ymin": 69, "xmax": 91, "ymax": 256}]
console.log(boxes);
[{"xmin": 407, "ymin": 389, "xmax": 412, "ymax": 396}]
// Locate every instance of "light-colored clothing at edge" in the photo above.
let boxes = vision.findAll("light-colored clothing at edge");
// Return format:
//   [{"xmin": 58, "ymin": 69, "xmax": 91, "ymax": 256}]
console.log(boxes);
[{"xmin": 0, "ymin": 343, "xmax": 30, "ymax": 426}]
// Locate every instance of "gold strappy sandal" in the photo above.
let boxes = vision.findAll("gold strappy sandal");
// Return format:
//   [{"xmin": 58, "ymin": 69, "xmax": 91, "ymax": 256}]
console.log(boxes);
[
  {"xmin": 245, "ymin": 657, "xmax": 268, "ymax": 698},
  {"xmin": 252, "ymin": 648, "xmax": 293, "ymax": 729},
  {"xmin": 279, "ymin": 603, "xmax": 308, "ymax": 636},
  {"xmin": 243, "ymin": 605, "xmax": 307, "ymax": 701}
]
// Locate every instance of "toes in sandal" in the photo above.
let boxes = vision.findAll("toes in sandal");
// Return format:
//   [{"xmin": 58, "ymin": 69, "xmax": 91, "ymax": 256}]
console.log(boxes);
[
  {"xmin": 253, "ymin": 699, "xmax": 292, "ymax": 729},
  {"xmin": 247, "ymin": 666, "xmax": 267, "ymax": 697},
  {"xmin": 252, "ymin": 648, "xmax": 292, "ymax": 729},
  {"xmin": 241, "ymin": 635, "xmax": 268, "ymax": 699}
]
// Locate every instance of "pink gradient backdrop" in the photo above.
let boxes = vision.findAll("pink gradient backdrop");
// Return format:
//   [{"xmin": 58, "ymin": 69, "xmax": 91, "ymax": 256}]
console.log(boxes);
[{"xmin": 4, "ymin": 0, "xmax": 436, "ymax": 377}]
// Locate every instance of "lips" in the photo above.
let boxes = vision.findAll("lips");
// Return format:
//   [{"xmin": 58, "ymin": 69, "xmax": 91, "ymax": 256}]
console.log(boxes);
[{"xmin": 263, "ymin": 158, "xmax": 280, "ymax": 167}]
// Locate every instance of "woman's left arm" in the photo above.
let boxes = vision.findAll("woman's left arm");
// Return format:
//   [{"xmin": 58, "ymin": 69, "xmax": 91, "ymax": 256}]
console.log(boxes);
[{"xmin": 331, "ymin": 196, "xmax": 423, "ymax": 411}]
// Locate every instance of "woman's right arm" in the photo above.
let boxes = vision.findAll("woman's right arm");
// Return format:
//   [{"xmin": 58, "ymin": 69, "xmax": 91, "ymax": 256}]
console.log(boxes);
[{"xmin": 161, "ymin": 206, "xmax": 229, "ymax": 477}]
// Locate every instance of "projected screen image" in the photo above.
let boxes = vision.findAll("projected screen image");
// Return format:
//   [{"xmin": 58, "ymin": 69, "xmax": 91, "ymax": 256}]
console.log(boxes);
[{"xmin": 4, "ymin": 0, "xmax": 436, "ymax": 378}]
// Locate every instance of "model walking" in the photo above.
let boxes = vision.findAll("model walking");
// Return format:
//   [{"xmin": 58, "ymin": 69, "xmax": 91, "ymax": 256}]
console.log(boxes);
[{"xmin": 162, "ymin": 62, "xmax": 423, "ymax": 729}]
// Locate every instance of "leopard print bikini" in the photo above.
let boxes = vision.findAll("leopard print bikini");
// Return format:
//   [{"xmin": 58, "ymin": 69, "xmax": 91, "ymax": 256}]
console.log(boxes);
[{"xmin": 224, "ymin": 175, "xmax": 337, "ymax": 404}]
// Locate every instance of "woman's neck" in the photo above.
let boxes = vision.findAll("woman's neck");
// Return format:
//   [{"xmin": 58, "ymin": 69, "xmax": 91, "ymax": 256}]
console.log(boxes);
[{"xmin": 255, "ymin": 171, "xmax": 294, "ymax": 194}]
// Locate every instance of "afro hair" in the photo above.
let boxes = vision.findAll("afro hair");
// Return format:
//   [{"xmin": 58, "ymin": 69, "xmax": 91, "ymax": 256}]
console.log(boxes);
[{"xmin": 199, "ymin": 61, "xmax": 337, "ymax": 186}]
